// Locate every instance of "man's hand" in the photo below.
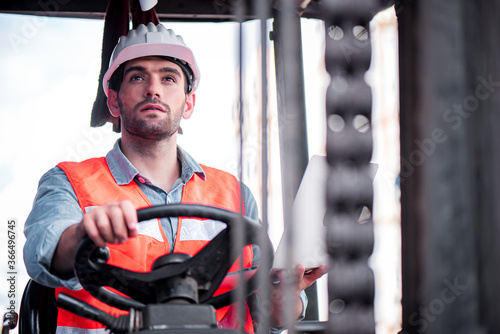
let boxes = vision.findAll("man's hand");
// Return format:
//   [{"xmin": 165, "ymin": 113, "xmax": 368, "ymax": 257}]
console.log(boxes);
[
  {"xmin": 269, "ymin": 265, "xmax": 328, "ymax": 327},
  {"xmin": 82, "ymin": 200, "xmax": 138, "ymax": 247},
  {"xmin": 51, "ymin": 200, "xmax": 138, "ymax": 276}
]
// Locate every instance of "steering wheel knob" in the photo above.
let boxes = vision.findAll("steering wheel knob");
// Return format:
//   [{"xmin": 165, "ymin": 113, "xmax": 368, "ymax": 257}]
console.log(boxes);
[
  {"xmin": 90, "ymin": 246, "xmax": 110, "ymax": 264},
  {"xmin": 152, "ymin": 253, "xmax": 192, "ymax": 270}
]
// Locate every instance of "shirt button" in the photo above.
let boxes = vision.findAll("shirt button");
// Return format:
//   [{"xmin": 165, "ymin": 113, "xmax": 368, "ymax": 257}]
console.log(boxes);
[{"xmin": 138, "ymin": 177, "xmax": 146, "ymax": 183}]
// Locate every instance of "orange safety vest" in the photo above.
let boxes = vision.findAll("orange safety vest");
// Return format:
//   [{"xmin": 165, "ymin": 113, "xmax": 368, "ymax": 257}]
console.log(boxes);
[{"xmin": 54, "ymin": 157, "xmax": 255, "ymax": 333}]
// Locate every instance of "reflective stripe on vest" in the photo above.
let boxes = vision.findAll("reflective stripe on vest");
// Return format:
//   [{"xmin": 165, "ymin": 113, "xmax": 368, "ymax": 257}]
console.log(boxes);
[
  {"xmin": 55, "ymin": 157, "xmax": 255, "ymax": 333},
  {"xmin": 56, "ymin": 326, "xmax": 110, "ymax": 334}
]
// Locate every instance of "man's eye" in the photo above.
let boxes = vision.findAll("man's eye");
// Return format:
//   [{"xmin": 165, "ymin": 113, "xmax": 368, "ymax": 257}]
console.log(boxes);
[
  {"xmin": 163, "ymin": 76, "xmax": 176, "ymax": 83},
  {"xmin": 130, "ymin": 75, "xmax": 144, "ymax": 81}
]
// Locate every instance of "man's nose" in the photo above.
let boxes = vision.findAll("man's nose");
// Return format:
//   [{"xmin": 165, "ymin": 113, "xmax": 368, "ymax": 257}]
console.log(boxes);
[{"xmin": 145, "ymin": 79, "xmax": 161, "ymax": 98}]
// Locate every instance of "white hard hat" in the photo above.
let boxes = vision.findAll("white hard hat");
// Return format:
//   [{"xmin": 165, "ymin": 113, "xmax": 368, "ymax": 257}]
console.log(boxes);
[{"xmin": 103, "ymin": 23, "xmax": 200, "ymax": 96}]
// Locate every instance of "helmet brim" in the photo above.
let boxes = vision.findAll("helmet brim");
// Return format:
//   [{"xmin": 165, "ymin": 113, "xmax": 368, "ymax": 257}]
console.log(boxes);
[{"xmin": 103, "ymin": 43, "xmax": 200, "ymax": 96}]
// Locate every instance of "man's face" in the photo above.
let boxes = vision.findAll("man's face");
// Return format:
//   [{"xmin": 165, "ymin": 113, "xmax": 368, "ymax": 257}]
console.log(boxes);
[{"xmin": 109, "ymin": 56, "xmax": 194, "ymax": 140}]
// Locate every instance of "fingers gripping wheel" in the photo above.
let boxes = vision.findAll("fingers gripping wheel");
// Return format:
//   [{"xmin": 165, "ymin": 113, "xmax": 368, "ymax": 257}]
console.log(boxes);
[{"xmin": 73, "ymin": 204, "xmax": 273, "ymax": 310}]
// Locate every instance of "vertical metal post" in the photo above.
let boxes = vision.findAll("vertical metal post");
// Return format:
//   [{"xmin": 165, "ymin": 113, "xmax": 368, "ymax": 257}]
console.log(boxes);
[
  {"xmin": 272, "ymin": 2, "xmax": 318, "ymax": 324},
  {"xmin": 398, "ymin": 0, "xmax": 488, "ymax": 332},
  {"xmin": 467, "ymin": 2, "xmax": 500, "ymax": 331},
  {"xmin": 254, "ymin": 0, "xmax": 272, "ymax": 332},
  {"xmin": 273, "ymin": 4, "xmax": 310, "ymax": 221},
  {"xmin": 232, "ymin": 1, "xmax": 247, "ymax": 332}
]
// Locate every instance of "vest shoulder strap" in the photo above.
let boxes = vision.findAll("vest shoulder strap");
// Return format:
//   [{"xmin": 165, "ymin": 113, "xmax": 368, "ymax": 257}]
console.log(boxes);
[
  {"xmin": 57, "ymin": 157, "xmax": 152, "ymax": 212},
  {"xmin": 183, "ymin": 164, "xmax": 244, "ymax": 215}
]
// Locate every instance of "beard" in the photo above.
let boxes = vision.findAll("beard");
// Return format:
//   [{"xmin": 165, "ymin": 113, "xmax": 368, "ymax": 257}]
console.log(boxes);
[{"xmin": 119, "ymin": 96, "xmax": 184, "ymax": 141}]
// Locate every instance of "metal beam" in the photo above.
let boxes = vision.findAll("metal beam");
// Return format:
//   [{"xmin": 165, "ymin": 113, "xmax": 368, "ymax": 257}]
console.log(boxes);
[
  {"xmin": 468, "ymin": 1, "xmax": 500, "ymax": 331},
  {"xmin": 272, "ymin": 6, "xmax": 317, "ymax": 323},
  {"xmin": 0, "ymin": 0, "xmax": 325, "ymax": 21},
  {"xmin": 397, "ymin": 0, "xmax": 499, "ymax": 332}
]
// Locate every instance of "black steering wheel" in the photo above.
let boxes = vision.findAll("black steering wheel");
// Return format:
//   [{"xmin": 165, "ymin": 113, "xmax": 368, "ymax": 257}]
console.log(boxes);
[{"xmin": 73, "ymin": 204, "xmax": 274, "ymax": 311}]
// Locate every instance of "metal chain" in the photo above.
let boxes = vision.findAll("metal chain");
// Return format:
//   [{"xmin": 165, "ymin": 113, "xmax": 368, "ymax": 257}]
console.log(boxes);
[{"xmin": 323, "ymin": 1, "xmax": 379, "ymax": 333}]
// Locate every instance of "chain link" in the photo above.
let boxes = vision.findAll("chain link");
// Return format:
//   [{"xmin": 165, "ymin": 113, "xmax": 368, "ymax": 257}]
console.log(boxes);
[{"xmin": 323, "ymin": 1, "xmax": 378, "ymax": 333}]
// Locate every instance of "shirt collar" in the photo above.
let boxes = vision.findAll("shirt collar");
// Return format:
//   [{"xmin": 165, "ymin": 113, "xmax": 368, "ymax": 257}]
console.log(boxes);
[{"xmin": 106, "ymin": 139, "xmax": 206, "ymax": 186}]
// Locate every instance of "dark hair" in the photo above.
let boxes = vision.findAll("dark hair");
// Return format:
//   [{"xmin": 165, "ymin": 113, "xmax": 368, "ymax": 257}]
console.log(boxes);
[
  {"xmin": 108, "ymin": 64, "xmax": 125, "ymax": 94},
  {"xmin": 107, "ymin": 57, "xmax": 192, "ymax": 94}
]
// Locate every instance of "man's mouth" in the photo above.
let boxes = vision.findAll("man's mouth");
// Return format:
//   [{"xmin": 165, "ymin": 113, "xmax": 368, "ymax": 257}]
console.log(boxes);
[{"xmin": 140, "ymin": 103, "xmax": 166, "ymax": 113}]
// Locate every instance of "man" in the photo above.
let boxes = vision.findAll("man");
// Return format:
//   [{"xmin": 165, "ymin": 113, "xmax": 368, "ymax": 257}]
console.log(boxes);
[{"xmin": 24, "ymin": 23, "xmax": 326, "ymax": 333}]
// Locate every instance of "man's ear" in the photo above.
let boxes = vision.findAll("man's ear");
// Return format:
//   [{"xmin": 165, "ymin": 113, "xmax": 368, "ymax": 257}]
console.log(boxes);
[
  {"xmin": 107, "ymin": 90, "xmax": 121, "ymax": 117},
  {"xmin": 182, "ymin": 93, "xmax": 196, "ymax": 120}
]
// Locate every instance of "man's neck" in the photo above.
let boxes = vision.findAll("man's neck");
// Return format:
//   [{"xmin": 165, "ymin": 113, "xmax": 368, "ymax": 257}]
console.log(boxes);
[{"xmin": 120, "ymin": 136, "xmax": 181, "ymax": 192}]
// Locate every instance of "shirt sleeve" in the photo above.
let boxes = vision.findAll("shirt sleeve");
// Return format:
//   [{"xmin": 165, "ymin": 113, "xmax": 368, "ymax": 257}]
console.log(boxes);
[
  {"xmin": 241, "ymin": 182, "xmax": 259, "ymax": 220},
  {"xmin": 23, "ymin": 166, "xmax": 83, "ymax": 289}
]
